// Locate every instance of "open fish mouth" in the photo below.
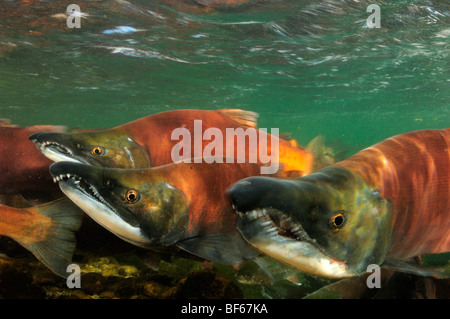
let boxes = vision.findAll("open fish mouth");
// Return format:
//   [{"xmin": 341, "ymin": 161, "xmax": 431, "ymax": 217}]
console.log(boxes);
[
  {"xmin": 236, "ymin": 207, "xmax": 313, "ymax": 243},
  {"xmin": 235, "ymin": 207, "xmax": 355, "ymax": 278},
  {"xmin": 52, "ymin": 173, "xmax": 111, "ymax": 210},
  {"xmin": 49, "ymin": 165, "xmax": 151, "ymax": 247},
  {"xmin": 34, "ymin": 140, "xmax": 84, "ymax": 164}
]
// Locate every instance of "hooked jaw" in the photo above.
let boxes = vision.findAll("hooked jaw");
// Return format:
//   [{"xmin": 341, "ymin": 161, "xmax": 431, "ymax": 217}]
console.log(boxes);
[
  {"xmin": 229, "ymin": 167, "xmax": 394, "ymax": 279},
  {"xmin": 229, "ymin": 176, "xmax": 357, "ymax": 278},
  {"xmin": 49, "ymin": 162, "xmax": 152, "ymax": 248},
  {"xmin": 29, "ymin": 130, "xmax": 151, "ymax": 169},
  {"xmin": 49, "ymin": 162, "xmax": 189, "ymax": 249},
  {"xmin": 30, "ymin": 132, "xmax": 84, "ymax": 164},
  {"xmin": 235, "ymin": 208, "xmax": 355, "ymax": 279}
]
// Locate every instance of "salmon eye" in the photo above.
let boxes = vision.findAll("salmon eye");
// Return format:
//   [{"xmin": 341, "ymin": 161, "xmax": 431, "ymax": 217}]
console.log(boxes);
[
  {"xmin": 329, "ymin": 211, "xmax": 345, "ymax": 230},
  {"xmin": 125, "ymin": 189, "xmax": 139, "ymax": 203},
  {"xmin": 91, "ymin": 147, "xmax": 103, "ymax": 155}
]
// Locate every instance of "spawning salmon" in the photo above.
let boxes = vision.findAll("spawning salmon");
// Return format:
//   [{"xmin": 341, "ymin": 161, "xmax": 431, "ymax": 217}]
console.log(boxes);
[
  {"xmin": 30, "ymin": 109, "xmax": 313, "ymax": 177},
  {"xmin": 48, "ymin": 160, "xmax": 284, "ymax": 265},
  {"xmin": 229, "ymin": 129, "xmax": 450, "ymax": 278}
]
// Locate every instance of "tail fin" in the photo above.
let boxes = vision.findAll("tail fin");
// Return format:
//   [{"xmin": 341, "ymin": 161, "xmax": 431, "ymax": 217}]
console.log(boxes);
[
  {"xmin": 15, "ymin": 198, "xmax": 83, "ymax": 278},
  {"xmin": 307, "ymin": 135, "xmax": 335, "ymax": 171}
]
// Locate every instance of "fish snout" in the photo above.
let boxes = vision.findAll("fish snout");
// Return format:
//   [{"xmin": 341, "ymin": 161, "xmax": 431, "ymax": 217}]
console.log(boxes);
[
  {"xmin": 29, "ymin": 131, "xmax": 61, "ymax": 145},
  {"xmin": 29, "ymin": 131, "xmax": 81, "ymax": 164},
  {"xmin": 229, "ymin": 176, "xmax": 296, "ymax": 214},
  {"xmin": 28, "ymin": 131, "xmax": 41, "ymax": 143},
  {"xmin": 229, "ymin": 177, "xmax": 269, "ymax": 213}
]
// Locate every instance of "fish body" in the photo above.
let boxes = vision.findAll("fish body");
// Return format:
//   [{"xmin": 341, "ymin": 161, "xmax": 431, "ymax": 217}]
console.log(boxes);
[
  {"xmin": 0, "ymin": 198, "xmax": 83, "ymax": 277},
  {"xmin": 229, "ymin": 129, "xmax": 450, "ymax": 278},
  {"xmin": 334, "ymin": 128, "xmax": 450, "ymax": 260},
  {"xmin": 0, "ymin": 124, "xmax": 66, "ymax": 200},
  {"xmin": 30, "ymin": 109, "xmax": 313, "ymax": 177},
  {"xmin": 49, "ymin": 160, "xmax": 277, "ymax": 265}
]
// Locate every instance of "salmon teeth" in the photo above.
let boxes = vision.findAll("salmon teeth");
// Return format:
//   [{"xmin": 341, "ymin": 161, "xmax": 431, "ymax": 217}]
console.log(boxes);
[
  {"xmin": 265, "ymin": 226, "xmax": 278, "ymax": 235},
  {"xmin": 260, "ymin": 220, "xmax": 272, "ymax": 226},
  {"xmin": 52, "ymin": 173, "xmax": 81, "ymax": 183},
  {"xmin": 242, "ymin": 207, "xmax": 312, "ymax": 243},
  {"xmin": 40, "ymin": 141, "xmax": 74, "ymax": 156}
]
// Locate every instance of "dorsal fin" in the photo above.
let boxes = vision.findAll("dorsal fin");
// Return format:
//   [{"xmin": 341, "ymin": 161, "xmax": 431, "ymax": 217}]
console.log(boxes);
[
  {"xmin": 307, "ymin": 135, "xmax": 325, "ymax": 153},
  {"xmin": 0, "ymin": 118, "xmax": 17, "ymax": 127},
  {"xmin": 26, "ymin": 125, "xmax": 67, "ymax": 133},
  {"xmin": 217, "ymin": 109, "xmax": 259, "ymax": 128},
  {"xmin": 0, "ymin": 119, "xmax": 67, "ymax": 132}
]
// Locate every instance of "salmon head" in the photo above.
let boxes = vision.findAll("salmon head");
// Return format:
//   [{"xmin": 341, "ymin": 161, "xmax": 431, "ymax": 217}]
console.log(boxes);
[
  {"xmin": 29, "ymin": 129, "xmax": 150, "ymax": 168},
  {"xmin": 49, "ymin": 162, "xmax": 189, "ymax": 247},
  {"xmin": 228, "ymin": 166, "xmax": 394, "ymax": 278}
]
